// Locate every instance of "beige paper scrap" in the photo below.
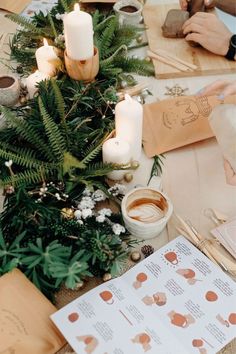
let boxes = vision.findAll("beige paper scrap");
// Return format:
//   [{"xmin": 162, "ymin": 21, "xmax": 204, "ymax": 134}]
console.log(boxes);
[
  {"xmin": 143, "ymin": 94, "xmax": 236, "ymax": 157},
  {"xmin": 0, "ymin": 269, "xmax": 66, "ymax": 354},
  {"xmin": 0, "ymin": 0, "xmax": 31, "ymax": 14}
]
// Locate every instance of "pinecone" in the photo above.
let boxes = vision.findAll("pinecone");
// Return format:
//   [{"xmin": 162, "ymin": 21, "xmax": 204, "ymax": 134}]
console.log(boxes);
[{"xmin": 141, "ymin": 245, "xmax": 154, "ymax": 258}]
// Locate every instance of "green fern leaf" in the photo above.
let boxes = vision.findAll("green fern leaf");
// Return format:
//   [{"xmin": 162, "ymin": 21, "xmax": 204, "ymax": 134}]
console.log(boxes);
[
  {"xmin": 0, "ymin": 106, "xmax": 54, "ymax": 162},
  {"xmin": 48, "ymin": 13, "xmax": 58, "ymax": 38},
  {"xmin": 81, "ymin": 143, "xmax": 102, "ymax": 166},
  {"xmin": 38, "ymin": 97, "xmax": 66, "ymax": 162},
  {"xmin": 60, "ymin": 0, "xmax": 70, "ymax": 12},
  {"xmin": 6, "ymin": 14, "xmax": 44, "ymax": 35},
  {"xmin": 0, "ymin": 169, "xmax": 49, "ymax": 187},
  {"xmin": 63, "ymin": 152, "xmax": 85, "ymax": 174},
  {"xmin": 51, "ymin": 80, "xmax": 66, "ymax": 123}
]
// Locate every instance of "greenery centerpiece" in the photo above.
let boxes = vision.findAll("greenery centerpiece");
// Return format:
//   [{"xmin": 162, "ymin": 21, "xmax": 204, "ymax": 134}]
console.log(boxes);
[{"xmin": 0, "ymin": 0, "xmax": 156, "ymax": 298}]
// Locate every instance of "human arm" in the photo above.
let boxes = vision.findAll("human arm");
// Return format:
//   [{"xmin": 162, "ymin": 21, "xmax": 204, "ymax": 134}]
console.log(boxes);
[{"xmin": 182, "ymin": 12, "xmax": 232, "ymax": 55}]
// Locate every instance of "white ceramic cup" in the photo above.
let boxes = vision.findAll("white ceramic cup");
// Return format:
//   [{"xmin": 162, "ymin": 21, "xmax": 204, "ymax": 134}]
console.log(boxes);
[
  {"xmin": 113, "ymin": 0, "xmax": 143, "ymax": 26},
  {"xmin": 121, "ymin": 187, "xmax": 173, "ymax": 239},
  {"xmin": 0, "ymin": 75, "xmax": 20, "ymax": 107}
]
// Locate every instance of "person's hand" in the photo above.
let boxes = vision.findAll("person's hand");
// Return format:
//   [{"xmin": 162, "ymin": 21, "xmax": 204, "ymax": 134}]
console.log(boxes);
[
  {"xmin": 197, "ymin": 79, "xmax": 236, "ymax": 99},
  {"xmin": 223, "ymin": 159, "xmax": 236, "ymax": 186},
  {"xmin": 179, "ymin": 0, "xmax": 215, "ymax": 11},
  {"xmin": 182, "ymin": 12, "xmax": 232, "ymax": 55}
]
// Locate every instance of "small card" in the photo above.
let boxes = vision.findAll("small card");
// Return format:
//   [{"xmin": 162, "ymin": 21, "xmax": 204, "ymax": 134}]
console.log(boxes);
[
  {"xmin": 0, "ymin": 0, "xmax": 31, "ymax": 13},
  {"xmin": 211, "ymin": 219, "xmax": 236, "ymax": 260}
]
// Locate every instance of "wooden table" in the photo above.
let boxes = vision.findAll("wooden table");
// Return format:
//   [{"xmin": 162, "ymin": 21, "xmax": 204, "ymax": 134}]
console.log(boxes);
[{"xmin": 0, "ymin": 1, "xmax": 235, "ymax": 353}]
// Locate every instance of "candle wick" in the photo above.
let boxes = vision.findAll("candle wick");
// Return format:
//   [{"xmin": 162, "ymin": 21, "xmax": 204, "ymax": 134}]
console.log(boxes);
[
  {"xmin": 124, "ymin": 93, "xmax": 132, "ymax": 103},
  {"xmin": 74, "ymin": 3, "xmax": 80, "ymax": 11},
  {"xmin": 43, "ymin": 38, "xmax": 48, "ymax": 47}
]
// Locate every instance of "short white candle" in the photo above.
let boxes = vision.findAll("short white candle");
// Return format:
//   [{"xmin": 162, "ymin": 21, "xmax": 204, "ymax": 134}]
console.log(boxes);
[
  {"xmin": 63, "ymin": 4, "xmax": 94, "ymax": 61},
  {"xmin": 102, "ymin": 138, "xmax": 131, "ymax": 180},
  {"xmin": 26, "ymin": 70, "xmax": 49, "ymax": 99},
  {"xmin": 35, "ymin": 38, "xmax": 59, "ymax": 76},
  {"xmin": 115, "ymin": 94, "xmax": 143, "ymax": 161}
]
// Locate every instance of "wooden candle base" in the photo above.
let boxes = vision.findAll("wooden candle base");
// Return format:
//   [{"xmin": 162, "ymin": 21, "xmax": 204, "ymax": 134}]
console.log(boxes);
[{"xmin": 64, "ymin": 47, "xmax": 99, "ymax": 82}]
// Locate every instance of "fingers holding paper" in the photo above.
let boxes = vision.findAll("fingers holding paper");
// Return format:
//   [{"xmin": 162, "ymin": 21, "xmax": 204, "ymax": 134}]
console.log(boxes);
[{"xmin": 197, "ymin": 80, "xmax": 236, "ymax": 98}]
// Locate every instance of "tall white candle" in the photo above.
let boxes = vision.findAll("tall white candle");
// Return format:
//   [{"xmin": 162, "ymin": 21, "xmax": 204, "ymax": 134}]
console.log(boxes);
[
  {"xmin": 26, "ymin": 70, "xmax": 49, "ymax": 99},
  {"xmin": 115, "ymin": 94, "xmax": 143, "ymax": 161},
  {"xmin": 63, "ymin": 4, "xmax": 94, "ymax": 61},
  {"xmin": 102, "ymin": 138, "xmax": 131, "ymax": 180},
  {"xmin": 35, "ymin": 38, "xmax": 59, "ymax": 76}
]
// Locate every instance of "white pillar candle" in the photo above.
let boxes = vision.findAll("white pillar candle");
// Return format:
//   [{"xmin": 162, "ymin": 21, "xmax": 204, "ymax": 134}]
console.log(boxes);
[
  {"xmin": 63, "ymin": 4, "xmax": 94, "ymax": 61},
  {"xmin": 102, "ymin": 138, "xmax": 131, "ymax": 180},
  {"xmin": 35, "ymin": 38, "xmax": 59, "ymax": 76},
  {"xmin": 115, "ymin": 94, "xmax": 143, "ymax": 161},
  {"xmin": 26, "ymin": 70, "xmax": 49, "ymax": 99}
]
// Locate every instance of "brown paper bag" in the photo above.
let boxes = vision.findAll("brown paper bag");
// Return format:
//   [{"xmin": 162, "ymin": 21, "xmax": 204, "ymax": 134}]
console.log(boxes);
[
  {"xmin": 0, "ymin": 0, "xmax": 31, "ymax": 13},
  {"xmin": 0, "ymin": 269, "xmax": 66, "ymax": 354},
  {"xmin": 143, "ymin": 95, "xmax": 236, "ymax": 157}
]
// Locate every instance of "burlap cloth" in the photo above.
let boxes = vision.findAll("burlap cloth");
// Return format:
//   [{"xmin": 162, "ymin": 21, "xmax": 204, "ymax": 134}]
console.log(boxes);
[{"xmin": 55, "ymin": 266, "xmax": 236, "ymax": 354}]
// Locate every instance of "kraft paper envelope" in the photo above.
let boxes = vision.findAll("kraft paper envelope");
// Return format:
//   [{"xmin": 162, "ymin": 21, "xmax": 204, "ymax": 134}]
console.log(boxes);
[
  {"xmin": 0, "ymin": 269, "xmax": 66, "ymax": 354},
  {"xmin": 143, "ymin": 94, "xmax": 236, "ymax": 157},
  {"xmin": 0, "ymin": 0, "xmax": 31, "ymax": 13}
]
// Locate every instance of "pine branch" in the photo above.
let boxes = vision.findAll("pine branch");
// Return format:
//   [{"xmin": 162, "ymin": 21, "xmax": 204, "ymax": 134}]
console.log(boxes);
[
  {"xmin": 51, "ymin": 80, "xmax": 68, "ymax": 144},
  {"xmin": 113, "ymin": 56, "xmax": 155, "ymax": 76},
  {"xmin": 100, "ymin": 45, "xmax": 127, "ymax": 66},
  {"xmin": 97, "ymin": 17, "xmax": 117, "ymax": 58}
]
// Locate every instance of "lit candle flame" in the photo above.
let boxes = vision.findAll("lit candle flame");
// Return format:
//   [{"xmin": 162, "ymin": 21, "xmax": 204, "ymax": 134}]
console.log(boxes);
[
  {"xmin": 74, "ymin": 3, "xmax": 80, "ymax": 11},
  {"xmin": 43, "ymin": 38, "xmax": 49, "ymax": 46}
]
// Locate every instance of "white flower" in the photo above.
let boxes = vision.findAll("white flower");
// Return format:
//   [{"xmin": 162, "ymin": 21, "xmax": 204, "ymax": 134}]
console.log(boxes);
[
  {"xmin": 108, "ymin": 184, "xmax": 126, "ymax": 196},
  {"xmin": 55, "ymin": 193, "xmax": 61, "ymax": 200},
  {"xmin": 77, "ymin": 219, "xmax": 84, "ymax": 225},
  {"xmin": 83, "ymin": 187, "xmax": 92, "ymax": 196},
  {"xmin": 81, "ymin": 208, "xmax": 93, "ymax": 219},
  {"xmin": 5, "ymin": 160, "xmax": 13, "ymax": 167},
  {"xmin": 96, "ymin": 215, "xmax": 105, "ymax": 223},
  {"xmin": 112, "ymin": 223, "xmax": 125, "ymax": 235},
  {"xmin": 74, "ymin": 210, "xmax": 82, "ymax": 219},
  {"xmin": 92, "ymin": 189, "xmax": 107, "ymax": 202},
  {"xmin": 78, "ymin": 196, "xmax": 95, "ymax": 210},
  {"xmin": 98, "ymin": 208, "xmax": 112, "ymax": 217},
  {"xmin": 55, "ymin": 13, "xmax": 65, "ymax": 20}
]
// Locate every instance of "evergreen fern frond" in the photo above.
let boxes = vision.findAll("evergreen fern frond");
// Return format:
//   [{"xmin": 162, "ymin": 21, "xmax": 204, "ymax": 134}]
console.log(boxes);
[
  {"xmin": 83, "ymin": 162, "xmax": 114, "ymax": 178},
  {"xmin": 100, "ymin": 45, "xmax": 127, "ymax": 66},
  {"xmin": 1, "ymin": 169, "xmax": 49, "ymax": 187},
  {"xmin": 48, "ymin": 13, "xmax": 58, "ymax": 38},
  {"xmin": 0, "ymin": 145, "xmax": 58, "ymax": 170},
  {"xmin": 92, "ymin": 10, "xmax": 101, "ymax": 29},
  {"xmin": 60, "ymin": 0, "xmax": 70, "ymax": 12},
  {"xmin": 97, "ymin": 17, "xmax": 117, "ymax": 58},
  {"xmin": 0, "ymin": 106, "xmax": 54, "ymax": 162},
  {"xmin": 6, "ymin": 14, "xmax": 44, "ymax": 35},
  {"xmin": 94, "ymin": 15, "xmax": 116, "ymax": 32},
  {"xmin": 81, "ymin": 143, "xmax": 103, "ymax": 166},
  {"xmin": 38, "ymin": 97, "xmax": 66, "ymax": 162},
  {"xmin": 51, "ymin": 80, "xmax": 66, "ymax": 122},
  {"xmin": 113, "ymin": 57, "xmax": 155, "ymax": 76}
]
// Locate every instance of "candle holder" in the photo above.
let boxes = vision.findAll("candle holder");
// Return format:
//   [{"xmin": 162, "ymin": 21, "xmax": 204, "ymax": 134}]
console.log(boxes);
[{"xmin": 64, "ymin": 47, "xmax": 99, "ymax": 82}]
